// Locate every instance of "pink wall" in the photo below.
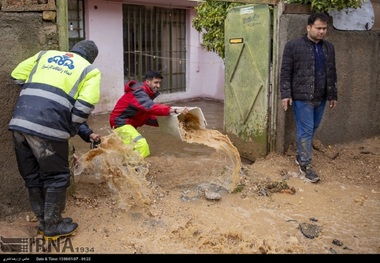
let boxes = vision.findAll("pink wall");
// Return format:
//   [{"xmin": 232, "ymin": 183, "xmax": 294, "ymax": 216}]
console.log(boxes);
[
  {"xmin": 86, "ymin": 0, "xmax": 224, "ymax": 114},
  {"xmin": 85, "ymin": 0, "xmax": 124, "ymax": 114}
]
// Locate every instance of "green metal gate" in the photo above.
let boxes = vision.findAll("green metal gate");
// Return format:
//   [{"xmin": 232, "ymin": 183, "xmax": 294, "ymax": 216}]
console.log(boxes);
[{"xmin": 224, "ymin": 4, "xmax": 273, "ymax": 161}]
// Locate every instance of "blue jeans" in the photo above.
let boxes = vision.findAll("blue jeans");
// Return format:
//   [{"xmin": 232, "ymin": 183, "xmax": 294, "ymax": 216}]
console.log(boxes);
[{"xmin": 293, "ymin": 100, "xmax": 326, "ymax": 167}]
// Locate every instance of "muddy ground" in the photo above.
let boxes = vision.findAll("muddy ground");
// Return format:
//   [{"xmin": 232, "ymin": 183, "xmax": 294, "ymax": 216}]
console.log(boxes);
[{"xmin": 0, "ymin": 100, "xmax": 379, "ymax": 256}]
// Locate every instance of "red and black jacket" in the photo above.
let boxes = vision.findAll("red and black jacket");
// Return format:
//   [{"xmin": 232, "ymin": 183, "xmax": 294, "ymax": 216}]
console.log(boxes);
[{"xmin": 109, "ymin": 80, "xmax": 171, "ymax": 129}]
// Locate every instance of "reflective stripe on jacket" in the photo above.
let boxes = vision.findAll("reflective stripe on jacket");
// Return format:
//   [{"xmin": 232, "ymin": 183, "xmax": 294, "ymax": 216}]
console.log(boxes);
[{"xmin": 9, "ymin": 50, "xmax": 101, "ymax": 141}]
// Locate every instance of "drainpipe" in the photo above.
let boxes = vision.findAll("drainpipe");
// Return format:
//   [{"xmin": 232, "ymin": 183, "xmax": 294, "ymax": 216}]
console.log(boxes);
[{"xmin": 56, "ymin": 0, "xmax": 69, "ymax": 51}]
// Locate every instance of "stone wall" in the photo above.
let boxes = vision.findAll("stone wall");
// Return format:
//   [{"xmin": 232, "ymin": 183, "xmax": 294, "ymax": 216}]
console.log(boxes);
[{"xmin": 0, "ymin": 6, "xmax": 59, "ymax": 217}]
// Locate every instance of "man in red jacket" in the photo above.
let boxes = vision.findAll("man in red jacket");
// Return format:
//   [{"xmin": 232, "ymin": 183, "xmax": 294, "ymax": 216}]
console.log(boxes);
[{"xmin": 109, "ymin": 70, "xmax": 189, "ymax": 158}]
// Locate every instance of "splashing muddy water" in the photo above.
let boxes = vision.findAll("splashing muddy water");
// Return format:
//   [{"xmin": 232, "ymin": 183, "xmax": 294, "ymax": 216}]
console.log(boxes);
[
  {"xmin": 178, "ymin": 112, "xmax": 242, "ymax": 191},
  {"xmin": 74, "ymin": 110, "xmax": 242, "ymax": 211}
]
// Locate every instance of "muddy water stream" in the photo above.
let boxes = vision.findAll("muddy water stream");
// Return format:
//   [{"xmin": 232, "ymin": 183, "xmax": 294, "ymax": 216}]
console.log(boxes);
[
  {"xmin": 74, "ymin": 99, "xmax": 225, "ymax": 157},
  {"xmin": 143, "ymin": 99, "xmax": 226, "ymax": 158},
  {"xmin": 73, "ymin": 99, "xmax": 242, "ymax": 209}
]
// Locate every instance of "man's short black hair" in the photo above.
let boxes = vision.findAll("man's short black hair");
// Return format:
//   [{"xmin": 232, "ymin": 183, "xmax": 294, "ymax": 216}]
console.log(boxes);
[
  {"xmin": 144, "ymin": 70, "xmax": 163, "ymax": 80},
  {"xmin": 308, "ymin": 13, "xmax": 329, "ymax": 26}
]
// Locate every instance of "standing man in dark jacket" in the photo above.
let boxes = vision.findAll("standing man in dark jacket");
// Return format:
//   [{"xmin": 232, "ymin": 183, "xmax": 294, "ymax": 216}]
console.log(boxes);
[
  {"xmin": 109, "ymin": 70, "xmax": 188, "ymax": 158},
  {"xmin": 9, "ymin": 40, "xmax": 101, "ymax": 240},
  {"xmin": 280, "ymin": 13, "xmax": 337, "ymax": 183}
]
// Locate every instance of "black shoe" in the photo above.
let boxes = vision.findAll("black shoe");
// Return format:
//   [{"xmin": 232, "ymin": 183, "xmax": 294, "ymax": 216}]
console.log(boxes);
[
  {"xmin": 44, "ymin": 221, "xmax": 78, "ymax": 241},
  {"xmin": 38, "ymin": 217, "xmax": 73, "ymax": 235},
  {"xmin": 295, "ymin": 158, "xmax": 320, "ymax": 183},
  {"xmin": 43, "ymin": 188, "xmax": 78, "ymax": 241}
]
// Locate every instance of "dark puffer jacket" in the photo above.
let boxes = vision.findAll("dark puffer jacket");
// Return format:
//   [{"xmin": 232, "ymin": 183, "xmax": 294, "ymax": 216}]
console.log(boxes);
[{"xmin": 280, "ymin": 34, "xmax": 337, "ymax": 101}]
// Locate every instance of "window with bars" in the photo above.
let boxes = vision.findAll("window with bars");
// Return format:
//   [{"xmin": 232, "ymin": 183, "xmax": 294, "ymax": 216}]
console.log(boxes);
[
  {"xmin": 123, "ymin": 5, "xmax": 187, "ymax": 94},
  {"xmin": 68, "ymin": 0, "xmax": 84, "ymax": 50}
]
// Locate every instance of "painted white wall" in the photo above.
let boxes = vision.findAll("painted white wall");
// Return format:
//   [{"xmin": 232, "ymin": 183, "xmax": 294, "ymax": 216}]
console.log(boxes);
[
  {"xmin": 85, "ymin": 0, "xmax": 124, "ymax": 114},
  {"xmin": 86, "ymin": 1, "xmax": 224, "ymax": 114}
]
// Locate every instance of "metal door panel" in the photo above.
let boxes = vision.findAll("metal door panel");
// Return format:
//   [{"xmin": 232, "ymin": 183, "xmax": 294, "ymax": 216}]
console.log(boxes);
[{"xmin": 224, "ymin": 4, "xmax": 271, "ymax": 161}]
